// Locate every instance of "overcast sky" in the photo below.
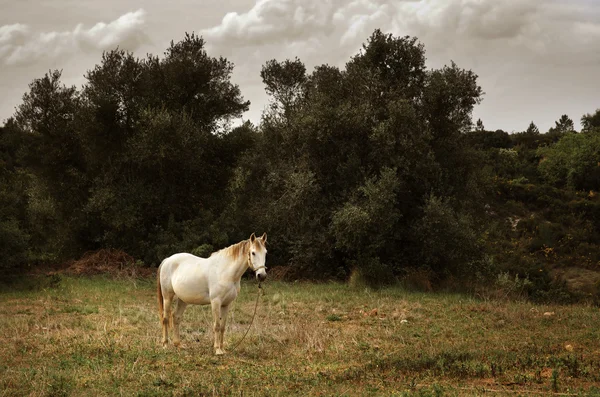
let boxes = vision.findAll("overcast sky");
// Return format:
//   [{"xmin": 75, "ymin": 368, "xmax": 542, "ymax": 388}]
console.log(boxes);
[{"xmin": 1, "ymin": 0, "xmax": 599, "ymax": 132}]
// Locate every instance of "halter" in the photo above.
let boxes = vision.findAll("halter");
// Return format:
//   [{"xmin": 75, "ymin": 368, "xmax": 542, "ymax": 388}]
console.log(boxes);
[{"xmin": 247, "ymin": 248, "xmax": 267, "ymax": 272}]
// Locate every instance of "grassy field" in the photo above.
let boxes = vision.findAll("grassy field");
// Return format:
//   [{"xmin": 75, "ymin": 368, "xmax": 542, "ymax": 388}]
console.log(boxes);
[{"xmin": 1, "ymin": 275, "xmax": 599, "ymax": 396}]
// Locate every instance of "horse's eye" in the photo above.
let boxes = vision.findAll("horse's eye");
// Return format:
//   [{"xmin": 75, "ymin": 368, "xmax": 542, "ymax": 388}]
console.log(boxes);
[{"xmin": 252, "ymin": 252, "xmax": 256, "ymax": 256}]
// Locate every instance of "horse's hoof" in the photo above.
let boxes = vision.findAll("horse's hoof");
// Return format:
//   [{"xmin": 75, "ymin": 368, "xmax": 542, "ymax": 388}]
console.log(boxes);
[
  {"xmin": 173, "ymin": 341, "xmax": 180, "ymax": 348},
  {"xmin": 215, "ymin": 349, "xmax": 225, "ymax": 356}
]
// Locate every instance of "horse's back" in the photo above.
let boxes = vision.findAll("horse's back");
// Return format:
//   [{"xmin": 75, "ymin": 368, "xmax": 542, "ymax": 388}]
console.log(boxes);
[{"xmin": 164, "ymin": 252, "xmax": 202, "ymax": 268}]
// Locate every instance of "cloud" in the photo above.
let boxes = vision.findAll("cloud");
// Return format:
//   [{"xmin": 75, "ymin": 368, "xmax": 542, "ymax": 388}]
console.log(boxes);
[
  {"xmin": 0, "ymin": 23, "xmax": 29, "ymax": 59},
  {"xmin": 202, "ymin": 0, "xmax": 337, "ymax": 47},
  {"xmin": 0, "ymin": 9, "xmax": 149, "ymax": 65},
  {"xmin": 200, "ymin": 0, "xmax": 600, "ymax": 131},
  {"xmin": 201, "ymin": 0, "xmax": 600, "ymax": 67}
]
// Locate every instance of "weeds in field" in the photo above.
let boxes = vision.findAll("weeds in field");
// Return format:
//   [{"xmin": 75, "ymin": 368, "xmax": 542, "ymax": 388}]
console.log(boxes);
[{"xmin": 0, "ymin": 276, "xmax": 599, "ymax": 396}]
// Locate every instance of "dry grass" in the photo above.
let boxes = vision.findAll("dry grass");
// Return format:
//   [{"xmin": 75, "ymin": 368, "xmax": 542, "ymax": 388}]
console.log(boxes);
[{"xmin": 1, "ymin": 275, "xmax": 599, "ymax": 396}]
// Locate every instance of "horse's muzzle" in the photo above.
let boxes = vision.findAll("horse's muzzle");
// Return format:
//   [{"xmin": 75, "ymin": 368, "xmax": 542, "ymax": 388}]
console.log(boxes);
[{"xmin": 256, "ymin": 272, "xmax": 267, "ymax": 282}]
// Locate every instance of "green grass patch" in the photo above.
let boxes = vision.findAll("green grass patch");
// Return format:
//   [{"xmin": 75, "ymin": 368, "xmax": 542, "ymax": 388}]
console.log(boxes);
[{"xmin": 0, "ymin": 276, "xmax": 599, "ymax": 396}]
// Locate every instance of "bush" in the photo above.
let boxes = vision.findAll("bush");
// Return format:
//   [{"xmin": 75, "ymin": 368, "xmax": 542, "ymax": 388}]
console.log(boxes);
[
  {"xmin": 331, "ymin": 167, "xmax": 402, "ymax": 285},
  {"xmin": 144, "ymin": 215, "xmax": 214, "ymax": 264},
  {"xmin": 0, "ymin": 161, "xmax": 29, "ymax": 274},
  {"xmin": 494, "ymin": 272, "xmax": 533, "ymax": 300},
  {"xmin": 191, "ymin": 244, "xmax": 214, "ymax": 258},
  {"xmin": 538, "ymin": 131, "xmax": 600, "ymax": 191},
  {"xmin": 413, "ymin": 195, "xmax": 483, "ymax": 279},
  {"xmin": 348, "ymin": 255, "xmax": 395, "ymax": 288},
  {"xmin": 0, "ymin": 218, "xmax": 29, "ymax": 274}
]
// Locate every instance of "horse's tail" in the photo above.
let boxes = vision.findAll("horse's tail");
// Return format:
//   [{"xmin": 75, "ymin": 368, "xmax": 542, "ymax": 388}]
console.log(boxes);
[{"xmin": 157, "ymin": 260, "xmax": 164, "ymax": 321}]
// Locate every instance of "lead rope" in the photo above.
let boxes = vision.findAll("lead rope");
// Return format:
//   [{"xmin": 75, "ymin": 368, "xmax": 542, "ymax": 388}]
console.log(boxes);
[{"xmin": 229, "ymin": 281, "xmax": 263, "ymax": 353}]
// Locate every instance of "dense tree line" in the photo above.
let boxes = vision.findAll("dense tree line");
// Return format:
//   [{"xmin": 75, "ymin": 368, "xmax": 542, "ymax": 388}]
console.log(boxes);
[{"xmin": 1, "ymin": 30, "xmax": 599, "ymax": 301}]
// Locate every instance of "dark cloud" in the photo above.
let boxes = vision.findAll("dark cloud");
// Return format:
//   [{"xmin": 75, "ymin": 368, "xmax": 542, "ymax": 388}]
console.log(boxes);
[{"xmin": 1, "ymin": 1, "xmax": 598, "ymax": 131}]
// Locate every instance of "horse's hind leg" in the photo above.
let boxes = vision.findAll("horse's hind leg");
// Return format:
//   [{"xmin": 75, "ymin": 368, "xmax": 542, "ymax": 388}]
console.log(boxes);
[
  {"xmin": 161, "ymin": 293, "xmax": 175, "ymax": 347},
  {"xmin": 172, "ymin": 298, "xmax": 188, "ymax": 348}
]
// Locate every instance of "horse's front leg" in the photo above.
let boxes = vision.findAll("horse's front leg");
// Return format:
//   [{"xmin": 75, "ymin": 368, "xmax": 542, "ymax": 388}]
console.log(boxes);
[
  {"xmin": 211, "ymin": 299, "xmax": 225, "ymax": 355},
  {"xmin": 218, "ymin": 305, "xmax": 231, "ymax": 354}
]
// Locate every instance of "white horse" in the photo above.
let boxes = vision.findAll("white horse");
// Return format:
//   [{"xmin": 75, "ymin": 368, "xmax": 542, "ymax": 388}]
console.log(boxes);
[{"xmin": 157, "ymin": 233, "xmax": 267, "ymax": 355}]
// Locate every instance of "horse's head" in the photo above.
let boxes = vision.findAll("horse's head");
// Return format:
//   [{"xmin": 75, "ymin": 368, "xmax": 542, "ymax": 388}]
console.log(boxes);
[{"xmin": 248, "ymin": 232, "xmax": 268, "ymax": 282}]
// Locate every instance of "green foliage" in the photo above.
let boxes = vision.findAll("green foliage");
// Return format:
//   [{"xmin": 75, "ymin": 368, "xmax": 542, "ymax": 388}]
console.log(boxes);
[
  {"xmin": 144, "ymin": 216, "xmax": 213, "ymax": 265},
  {"xmin": 260, "ymin": 57, "xmax": 307, "ymax": 118},
  {"xmin": 495, "ymin": 148, "xmax": 520, "ymax": 177},
  {"xmin": 233, "ymin": 30, "xmax": 486, "ymax": 285},
  {"xmin": 494, "ymin": 272, "xmax": 533, "ymax": 300},
  {"xmin": 0, "ymin": 217, "xmax": 28, "ymax": 272},
  {"xmin": 526, "ymin": 121, "xmax": 540, "ymax": 135},
  {"xmin": 581, "ymin": 108, "xmax": 600, "ymax": 132},
  {"xmin": 538, "ymin": 130, "xmax": 600, "ymax": 191},
  {"xmin": 331, "ymin": 167, "xmax": 401, "ymax": 253},
  {"xmin": 11, "ymin": 71, "xmax": 88, "ymax": 260},
  {"xmin": 191, "ymin": 244, "xmax": 214, "ymax": 258},
  {"xmin": 349, "ymin": 255, "xmax": 395, "ymax": 287},
  {"xmin": 4, "ymin": 28, "xmax": 600, "ymax": 301},
  {"xmin": 413, "ymin": 195, "xmax": 483, "ymax": 277},
  {"xmin": 465, "ymin": 128, "xmax": 512, "ymax": 150},
  {"xmin": 0, "ymin": 122, "xmax": 30, "ymax": 272},
  {"xmin": 6, "ymin": 33, "xmax": 251, "ymax": 265},
  {"xmin": 423, "ymin": 62, "xmax": 482, "ymax": 137},
  {"xmin": 549, "ymin": 114, "xmax": 575, "ymax": 134}
]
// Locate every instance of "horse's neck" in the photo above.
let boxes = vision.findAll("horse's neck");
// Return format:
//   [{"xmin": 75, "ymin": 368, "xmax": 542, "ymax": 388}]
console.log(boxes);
[{"xmin": 216, "ymin": 241, "xmax": 249, "ymax": 281}]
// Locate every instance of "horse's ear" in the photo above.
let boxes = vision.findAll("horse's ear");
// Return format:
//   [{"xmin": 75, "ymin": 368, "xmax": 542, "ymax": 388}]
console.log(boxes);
[
  {"xmin": 261, "ymin": 232, "xmax": 267, "ymax": 243},
  {"xmin": 250, "ymin": 233, "xmax": 256, "ymax": 242}
]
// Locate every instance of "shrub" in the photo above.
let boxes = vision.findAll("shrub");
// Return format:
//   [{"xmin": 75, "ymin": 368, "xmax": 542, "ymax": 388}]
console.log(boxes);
[
  {"xmin": 413, "ymin": 195, "xmax": 483, "ymax": 279},
  {"xmin": 494, "ymin": 272, "xmax": 533, "ymax": 300},
  {"xmin": 538, "ymin": 131, "xmax": 600, "ymax": 191},
  {"xmin": 348, "ymin": 255, "xmax": 395, "ymax": 288}
]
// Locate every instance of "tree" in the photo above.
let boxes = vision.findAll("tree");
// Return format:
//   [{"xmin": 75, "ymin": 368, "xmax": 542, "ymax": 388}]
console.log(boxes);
[
  {"xmin": 0, "ymin": 120, "xmax": 29, "ymax": 272},
  {"xmin": 155, "ymin": 33, "xmax": 249, "ymax": 129},
  {"xmin": 331, "ymin": 167, "xmax": 403, "ymax": 283},
  {"xmin": 475, "ymin": 118, "xmax": 485, "ymax": 131},
  {"xmin": 81, "ymin": 50, "xmax": 145, "ymax": 168},
  {"xmin": 14, "ymin": 70, "xmax": 87, "ymax": 259},
  {"xmin": 581, "ymin": 109, "xmax": 600, "ymax": 132},
  {"xmin": 526, "ymin": 121, "xmax": 540, "ymax": 135},
  {"xmin": 77, "ymin": 34, "xmax": 251, "ymax": 261},
  {"xmin": 421, "ymin": 62, "xmax": 484, "ymax": 203},
  {"xmin": 538, "ymin": 131, "xmax": 600, "ymax": 191},
  {"xmin": 345, "ymin": 29, "xmax": 426, "ymax": 123},
  {"xmin": 465, "ymin": 129, "xmax": 511, "ymax": 150},
  {"xmin": 234, "ymin": 30, "xmax": 486, "ymax": 285},
  {"xmin": 422, "ymin": 62, "xmax": 483, "ymax": 137},
  {"xmin": 9, "ymin": 34, "xmax": 253, "ymax": 263},
  {"xmin": 15, "ymin": 70, "xmax": 84, "ymax": 190},
  {"xmin": 260, "ymin": 58, "xmax": 307, "ymax": 120},
  {"xmin": 413, "ymin": 195, "xmax": 481, "ymax": 276},
  {"xmin": 549, "ymin": 114, "xmax": 575, "ymax": 134}
]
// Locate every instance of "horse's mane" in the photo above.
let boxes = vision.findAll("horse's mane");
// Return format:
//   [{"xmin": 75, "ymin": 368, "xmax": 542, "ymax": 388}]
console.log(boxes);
[
  {"xmin": 211, "ymin": 240, "xmax": 250, "ymax": 260},
  {"xmin": 210, "ymin": 237, "xmax": 266, "ymax": 261}
]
